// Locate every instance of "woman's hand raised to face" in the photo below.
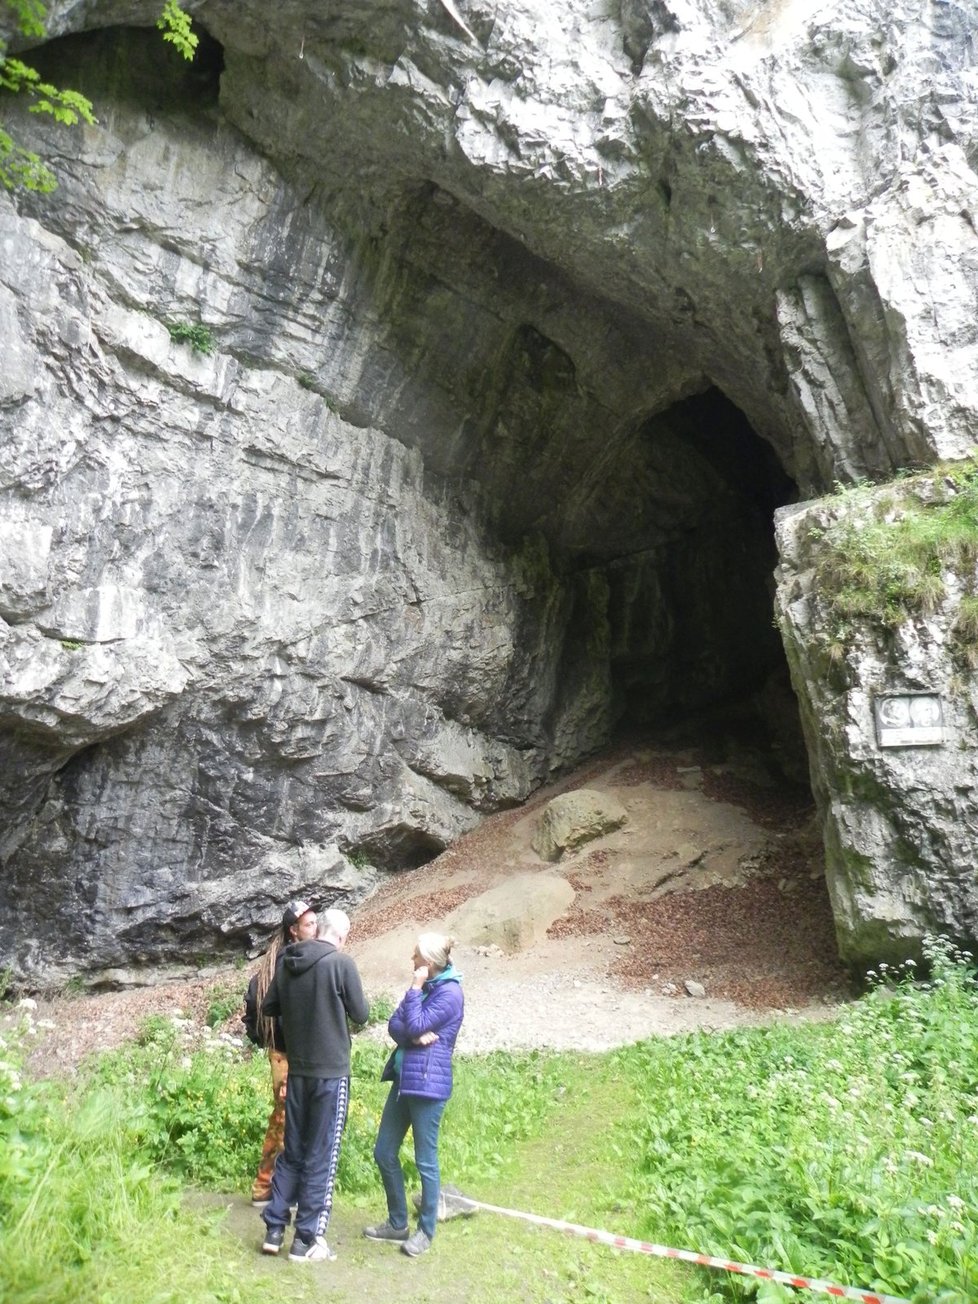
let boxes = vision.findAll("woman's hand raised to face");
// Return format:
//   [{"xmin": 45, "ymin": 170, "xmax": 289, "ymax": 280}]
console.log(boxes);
[{"xmin": 411, "ymin": 946, "xmax": 431, "ymax": 989}]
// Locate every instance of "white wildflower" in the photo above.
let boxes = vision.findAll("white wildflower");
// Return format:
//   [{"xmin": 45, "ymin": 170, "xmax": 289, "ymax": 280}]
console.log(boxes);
[{"xmin": 904, "ymin": 1150, "xmax": 934, "ymax": 1167}]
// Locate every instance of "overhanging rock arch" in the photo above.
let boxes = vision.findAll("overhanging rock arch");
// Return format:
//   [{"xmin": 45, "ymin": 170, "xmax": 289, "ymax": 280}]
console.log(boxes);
[{"xmin": 3, "ymin": 2, "xmax": 978, "ymax": 981}]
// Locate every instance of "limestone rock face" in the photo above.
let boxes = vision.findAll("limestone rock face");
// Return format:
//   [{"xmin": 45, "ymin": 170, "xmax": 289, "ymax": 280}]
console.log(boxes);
[
  {"xmin": 532, "ymin": 790, "xmax": 629, "ymax": 862},
  {"xmin": 775, "ymin": 488, "xmax": 978, "ymax": 968},
  {"xmin": 1, "ymin": 0, "xmax": 978, "ymax": 979}
]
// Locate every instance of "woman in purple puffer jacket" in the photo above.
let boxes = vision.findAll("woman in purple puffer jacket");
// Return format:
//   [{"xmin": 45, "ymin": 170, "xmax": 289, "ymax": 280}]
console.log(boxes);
[{"xmin": 363, "ymin": 932, "xmax": 464, "ymax": 1258}]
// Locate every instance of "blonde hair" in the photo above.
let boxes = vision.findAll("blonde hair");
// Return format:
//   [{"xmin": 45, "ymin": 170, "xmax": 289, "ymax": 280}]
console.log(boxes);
[{"xmin": 416, "ymin": 931, "xmax": 454, "ymax": 972}]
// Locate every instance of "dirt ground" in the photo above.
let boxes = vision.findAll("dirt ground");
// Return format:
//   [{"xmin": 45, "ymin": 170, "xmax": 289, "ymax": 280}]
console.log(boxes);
[{"xmin": 19, "ymin": 725, "xmax": 855, "ymax": 1076}]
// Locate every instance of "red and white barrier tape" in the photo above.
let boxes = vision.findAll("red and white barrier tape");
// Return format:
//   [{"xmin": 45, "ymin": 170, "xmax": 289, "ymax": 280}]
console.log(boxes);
[{"xmin": 458, "ymin": 1197, "xmax": 913, "ymax": 1304}]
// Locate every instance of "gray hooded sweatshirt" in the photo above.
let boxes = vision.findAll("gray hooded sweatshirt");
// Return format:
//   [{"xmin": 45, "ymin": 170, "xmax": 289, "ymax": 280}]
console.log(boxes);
[{"xmin": 261, "ymin": 939, "xmax": 370, "ymax": 1078}]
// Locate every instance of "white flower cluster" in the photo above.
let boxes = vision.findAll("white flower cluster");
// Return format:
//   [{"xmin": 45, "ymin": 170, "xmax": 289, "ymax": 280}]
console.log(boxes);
[
  {"xmin": 0, "ymin": 1033, "xmax": 23, "ymax": 1113},
  {"xmin": 162, "ymin": 1011, "xmax": 245, "ymax": 1062}
]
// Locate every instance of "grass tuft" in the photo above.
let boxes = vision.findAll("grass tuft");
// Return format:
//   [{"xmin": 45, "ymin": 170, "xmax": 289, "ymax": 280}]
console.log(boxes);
[{"xmin": 809, "ymin": 456, "xmax": 978, "ymax": 653}]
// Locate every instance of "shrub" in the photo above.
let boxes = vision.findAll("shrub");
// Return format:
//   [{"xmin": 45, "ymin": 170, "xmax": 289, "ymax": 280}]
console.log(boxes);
[
  {"xmin": 167, "ymin": 320, "xmax": 214, "ymax": 355},
  {"xmin": 204, "ymin": 981, "xmax": 243, "ymax": 1029}
]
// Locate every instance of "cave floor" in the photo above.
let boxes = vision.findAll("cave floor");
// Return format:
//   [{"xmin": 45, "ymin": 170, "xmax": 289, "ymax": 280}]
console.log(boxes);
[{"xmin": 21, "ymin": 727, "xmax": 853, "ymax": 1080}]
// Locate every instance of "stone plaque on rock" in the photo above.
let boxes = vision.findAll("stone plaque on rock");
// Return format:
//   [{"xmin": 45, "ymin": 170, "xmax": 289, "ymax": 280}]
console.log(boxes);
[{"xmin": 873, "ymin": 693, "xmax": 943, "ymax": 748}]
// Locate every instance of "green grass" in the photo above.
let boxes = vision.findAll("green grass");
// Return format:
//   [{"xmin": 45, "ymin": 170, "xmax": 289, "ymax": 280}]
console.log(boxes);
[
  {"xmin": 2, "ymin": 939, "xmax": 977, "ymax": 1302},
  {"xmin": 807, "ymin": 456, "xmax": 978, "ymax": 659}
]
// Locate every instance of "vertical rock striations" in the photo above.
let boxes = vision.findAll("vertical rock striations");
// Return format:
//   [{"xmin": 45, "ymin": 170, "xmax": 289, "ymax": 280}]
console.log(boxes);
[{"xmin": 1, "ymin": 1, "xmax": 978, "ymax": 978}]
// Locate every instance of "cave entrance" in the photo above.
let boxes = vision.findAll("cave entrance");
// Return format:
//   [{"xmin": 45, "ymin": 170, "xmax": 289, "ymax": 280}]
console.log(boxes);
[{"xmin": 587, "ymin": 386, "xmax": 806, "ymax": 781}]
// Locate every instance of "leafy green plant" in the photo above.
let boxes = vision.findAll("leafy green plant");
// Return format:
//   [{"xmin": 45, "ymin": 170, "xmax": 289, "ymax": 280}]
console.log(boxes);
[
  {"xmin": 157, "ymin": 0, "xmax": 198, "ymax": 60},
  {"xmin": 0, "ymin": 1045, "xmax": 282, "ymax": 1302},
  {"xmin": 6, "ymin": 946, "xmax": 978, "ymax": 1303},
  {"xmin": 91, "ymin": 1015, "xmax": 266, "ymax": 1187},
  {"xmin": 615, "ymin": 936, "xmax": 978, "ymax": 1302},
  {"xmin": 167, "ymin": 320, "xmax": 215, "ymax": 355},
  {"xmin": 204, "ymin": 981, "xmax": 242, "ymax": 1029},
  {"xmin": 365, "ymin": 993, "xmax": 395, "ymax": 1025},
  {"xmin": 59, "ymin": 638, "xmax": 82, "ymax": 651}
]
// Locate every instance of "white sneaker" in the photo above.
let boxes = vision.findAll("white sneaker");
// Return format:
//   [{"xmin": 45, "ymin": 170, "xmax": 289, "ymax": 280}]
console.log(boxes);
[{"xmin": 289, "ymin": 1235, "xmax": 336, "ymax": 1262}]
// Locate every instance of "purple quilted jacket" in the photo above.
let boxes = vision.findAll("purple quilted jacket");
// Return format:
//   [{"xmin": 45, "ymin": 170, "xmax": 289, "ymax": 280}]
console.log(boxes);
[{"xmin": 382, "ymin": 968, "xmax": 464, "ymax": 1100}]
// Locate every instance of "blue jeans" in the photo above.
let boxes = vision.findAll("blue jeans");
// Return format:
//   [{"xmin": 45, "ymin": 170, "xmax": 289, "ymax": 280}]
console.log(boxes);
[{"xmin": 373, "ymin": 1085, "xmax": 447, "ymax": 1239}]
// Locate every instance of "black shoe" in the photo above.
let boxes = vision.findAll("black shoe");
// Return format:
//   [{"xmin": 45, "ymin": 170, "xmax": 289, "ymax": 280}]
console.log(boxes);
[
  {"xmin": 363, "ymin": 1219, "xmax": 410, "ymax": 1241},
  {"xmin": 289, "ymin": 1234, "xmax": 336, "ymax": 1261},
  {"xmin": 261, "ymin": 1226, "xmax": 285, "ymax": 1255}
]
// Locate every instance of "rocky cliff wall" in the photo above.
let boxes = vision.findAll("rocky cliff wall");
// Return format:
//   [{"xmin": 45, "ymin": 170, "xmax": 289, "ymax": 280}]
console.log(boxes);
[{"xmin": 2, "ymin": 0, "xmax": 978, "ymax": 981}]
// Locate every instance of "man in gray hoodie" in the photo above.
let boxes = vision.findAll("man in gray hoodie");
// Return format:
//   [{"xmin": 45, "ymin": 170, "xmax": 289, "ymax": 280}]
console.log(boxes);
[{"xmin": 259, "ymin": 905, "xmax": 370, "ymax": 1262}]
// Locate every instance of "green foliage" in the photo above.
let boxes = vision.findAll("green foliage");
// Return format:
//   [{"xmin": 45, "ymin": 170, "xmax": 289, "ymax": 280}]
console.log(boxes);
[
  {"xmin": 0, "ymin": 56, "xmax": 96, "ymax": 125},
  {"xmin": 4, "ymin": 948, "xmax": 978, "ymax": 1302},
  {"xmin": 91, "ymin": 1013, "xmax": 268, "ymax": 1188},
  {"xmin": 0, "ymin": 1, "xmax": 194, "ymax": 193},
  {"xmin": 59, "ymin": 638, "xmax": 82, "ymax": 651},
  {"xmin": 0, "ymin": 126, "xmax": 54, "ymax": 190},
  {"xmin": 5, "ymin": 0, "xmax": 46, "ymax": 40},
  {"xmin": 0, "ymin": 0, "xmax": 96, "ymax": 192},
  {"xmin": 365, "ymin": 992, "xmax": 395, "ymax": 1025},
  {"xmin": 615, "ymin": 935, "xmax": 978, "ymax": 1302},
  {"xmin": 204, "ymin": 981, "xmax": 243, "ymax": 1029},
  {"xmin": 810, "ymin": 456, "xmax": 978, "ymax": 648},
  {"xmin": 168, "ymin": 319, "xmax": 215, "ymax": 355},
  {"xmin": 0, "ymin": 1017, "xmax": 281, "ymax": 1304},
  {"xmin": 443, "ymin": 1048, "xmax": 563, "ymax": 1179},
  {"xmin": 157, "ymin": 0, "xmax": 198, "ymax": 61}
]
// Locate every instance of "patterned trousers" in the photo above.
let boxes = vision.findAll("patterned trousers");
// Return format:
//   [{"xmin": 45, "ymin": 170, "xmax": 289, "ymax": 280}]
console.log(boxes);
[{"xmin": 251, "ymin": 1048, "xmax": 288, "ymax": 1202}]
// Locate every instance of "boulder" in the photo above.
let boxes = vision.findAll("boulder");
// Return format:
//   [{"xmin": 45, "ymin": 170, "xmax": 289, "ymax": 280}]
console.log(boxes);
[
  {"xmin": 532, "ymin": 790, "xmax": 628, "ymax": 862},
  {"xmin": 443, "ymin": 873, "xmax": 575, "ymax": 953}
]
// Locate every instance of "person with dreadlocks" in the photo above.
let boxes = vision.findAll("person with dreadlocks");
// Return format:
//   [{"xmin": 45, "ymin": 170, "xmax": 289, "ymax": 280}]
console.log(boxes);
[{"xmin": 243, "ymin": 899, "xmax": 318, "ymax": 1207}]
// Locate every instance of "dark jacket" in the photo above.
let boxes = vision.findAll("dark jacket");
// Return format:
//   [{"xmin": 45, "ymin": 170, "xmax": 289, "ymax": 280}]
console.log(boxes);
[
  {"xmin": 382, "ymin": 968, "xmax": 464, "ymax": 1100},
  {"xmin": 261, "ymin": 939, "xmax": 369, "ymax": 1079},
  {"xmin": 242, "ymin": 973, "xmax": 286, "ymax": 1052}
]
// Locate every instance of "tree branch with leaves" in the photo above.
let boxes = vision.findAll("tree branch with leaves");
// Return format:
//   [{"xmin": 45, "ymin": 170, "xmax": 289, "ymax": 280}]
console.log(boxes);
[{"xmin": 0, "ymin": 0, "xmax": 196, "ymax": 193}]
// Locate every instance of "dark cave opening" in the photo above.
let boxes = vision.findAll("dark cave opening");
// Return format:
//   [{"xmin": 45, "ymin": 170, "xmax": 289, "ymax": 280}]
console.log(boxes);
[
  {"xmin": 595, "ymin": 387, "xmax": 807, "ymax": 783},
  {"xmin": 21, "ymin": 22, "xmax": 225, "ymax": 118}
]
